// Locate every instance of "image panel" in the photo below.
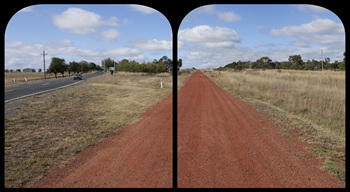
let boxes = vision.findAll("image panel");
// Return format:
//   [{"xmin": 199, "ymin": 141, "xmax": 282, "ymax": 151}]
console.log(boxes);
[
  {"xmin": 177, "ymin": 4, "xmax": 345, "ymax": 188},
  {"xmin": 5, "ymin": 4, "xmax": 173, "ymax": 188}
]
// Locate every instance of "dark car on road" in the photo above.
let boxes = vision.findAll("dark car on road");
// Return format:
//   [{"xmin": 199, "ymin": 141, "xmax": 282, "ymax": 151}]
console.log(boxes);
[{"xmin": 73, "ymin": 74, "xmax": 82, "ymax": 80}]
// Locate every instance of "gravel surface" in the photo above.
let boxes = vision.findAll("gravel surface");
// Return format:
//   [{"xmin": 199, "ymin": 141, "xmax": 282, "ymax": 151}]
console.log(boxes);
[
  {"xmin": 177, "ymin": 70, "xmax": 344, "ymax": 188},
  {"xmin": 26, "ymin": 94, "xmax": 173, "ymax": 188}
]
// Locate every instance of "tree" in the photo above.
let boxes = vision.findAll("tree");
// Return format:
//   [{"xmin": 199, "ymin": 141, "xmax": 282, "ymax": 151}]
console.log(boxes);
[
  {"xmin": 304, "ymin": 60, "xmax": 314, "ymax": 70},
  {"xmin": 324, "ymin": 57, "xmax": 331, "ymax": 70},
  {"xmin": 234, "ymin": 64, "xmax": 243, "ymax": 71},
  {"xmin": 329, "ymin": 61, "xmax": 339, "ymax": 70},
  {"xmin": 79, "ymin": 60, "xmax": 89, "ymax": 73},
  {"xmin": 88, "ymin": 62, "xmax": 97, "ymax": 71},
  {"xmin": 95, "ymin": 65, "xmax": 103, "ymax": 71},
  {"xmin": 339, "ymin": 52, "xmax": 346, "ymax": 70},
  {"xmin": 48, "ymin": 57, "xmax": 66, "ymax": 78},
  {"xmin": 159, "ymin": 56, "xmax": 172, "ymax": 71},
  {"xmin": 38, "ymin": 68, "xmax": 42, "ymax": 72},
  {"xmin": 274, "ymin": 61, "xmax": 281, "ymax": 69},
  {"xmin": 224, "ymin": 62, "xmax": 237, "ymax": 69},
  {"xmin": 69, "ymin": 61, "xmax": 81, "ymax": 74},
  {"xmin": 288, "ymin": 55, "xmax": 304, "ymax": 70},
  {"xmin": 101, "ymin": 58, "xmax": 116, "ymax": 71},
  {"xmin": 256, "ymin": 57, "xmax": 272, "ymax": 69}
]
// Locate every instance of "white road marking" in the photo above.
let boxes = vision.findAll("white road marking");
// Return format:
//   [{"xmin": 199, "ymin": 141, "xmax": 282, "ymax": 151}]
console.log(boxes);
[
  {"xmin": 42, "ymin": 83, "xmax": 49, "ymax": 85},
  {"xmin": 5, "ymin": 90, "xmax": 14, "ymax": 93}
]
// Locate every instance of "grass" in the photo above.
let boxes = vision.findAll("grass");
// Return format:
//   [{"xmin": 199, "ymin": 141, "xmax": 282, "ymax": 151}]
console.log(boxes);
[
  {"xmin": 203, "ymin": 69, "xmax": 345, "ymax": 181},
  {"xmin": 322, "ymin": 158, "xmax": 345, "ymax": 181},
  {"xmin": 5, "ymin": 71, "xmax": 191, "ymax": 188}
]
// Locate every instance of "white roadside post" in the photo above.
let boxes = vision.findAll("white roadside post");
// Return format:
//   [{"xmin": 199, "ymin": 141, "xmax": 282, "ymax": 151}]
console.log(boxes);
[
  {"xmin": 160, "ymin": 78, "xmax": 163, "ymax": 88},
  {"xmin": 24, "ymin": 77, "xmax": 27, "ymax": 82}
]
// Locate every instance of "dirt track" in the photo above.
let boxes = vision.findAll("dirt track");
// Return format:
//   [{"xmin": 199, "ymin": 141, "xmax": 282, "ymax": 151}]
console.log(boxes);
[
  {"xmin": 27, "ymin": 94, "xmax": 173, "ymax": 188},
  {"xmin": 177, "ymin": 70, "xmax": 344, "ymax": 188},
  {"xmin": 26, "ymin": 70, "xmax": 344, "ymax": 188}
]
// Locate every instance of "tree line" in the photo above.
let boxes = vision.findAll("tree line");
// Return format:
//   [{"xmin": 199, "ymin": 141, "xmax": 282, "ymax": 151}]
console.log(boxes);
[
  {"xmin": 220, "ymin": 52, "xmax": 346, "ymax": 71},
  {"xmin": 45, "ymin": 55, "xmax": 181, "ymax": 78},
  {"xmin": 46, "ymin": 58, "xmax": 102, "ymax": 78},
  {"xmin": 101, "ymin": 56, "xmax": 182, "ymax": 74}
]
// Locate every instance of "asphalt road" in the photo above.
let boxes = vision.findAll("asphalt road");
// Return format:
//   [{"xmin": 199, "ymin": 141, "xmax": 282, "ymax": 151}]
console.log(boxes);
[{"xmin": 5, "ymin": 71, "xmax": 103, "ymax": 102}]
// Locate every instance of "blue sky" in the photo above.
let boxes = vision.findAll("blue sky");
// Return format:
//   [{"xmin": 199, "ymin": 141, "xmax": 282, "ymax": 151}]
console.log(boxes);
[
  {"xmin": 5, "ymin": 4, "xmax": 172, "ymax": 71},
  {"xmin": 178, "ymin": 4, "xmax": 345, "ymax": 69},
  {"xmin": 5, "ymin": 4, "xmax": 345, "ymax": 70}
]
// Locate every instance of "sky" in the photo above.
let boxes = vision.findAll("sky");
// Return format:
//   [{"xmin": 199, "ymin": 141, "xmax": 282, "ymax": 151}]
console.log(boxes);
[
  {"xmin": 178, "ymin": 4, "xmax": 345, "ymax": 69},
  {"xmin": 5, "ymin": 4, "xmax": 345, "ymax": 70},
  {"xmin": 5, "ymin": 4, "xmax": 172, "ymax": 71}
]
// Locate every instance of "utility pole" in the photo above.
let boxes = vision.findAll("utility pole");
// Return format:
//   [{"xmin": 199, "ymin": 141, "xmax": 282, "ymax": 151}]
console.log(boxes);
[
  {"xmin": 114, "ymin": 59, "xmax": 116, "ymax": 84},
  {"xmin": 41, "ymin": 51, "xmax": 48, "ymax": 79},
  {"xmin": 321, "ymin": 49, "xmax": 324, "ymax": 71},
  {"xmin": 103, "ymin": 60, "xmax": 106, "ymax": 84}
]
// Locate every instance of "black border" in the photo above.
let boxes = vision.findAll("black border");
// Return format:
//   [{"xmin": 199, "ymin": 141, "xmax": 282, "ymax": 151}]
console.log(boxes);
[{"xmin": 2, "ymin": 0, "xmax": 348, "ymax": 189}]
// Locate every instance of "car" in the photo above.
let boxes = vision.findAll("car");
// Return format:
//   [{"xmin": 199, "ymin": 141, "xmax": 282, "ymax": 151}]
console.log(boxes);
[{"xmin": 73, "ymin": 74, "xmax": 82, "ymax": 80}]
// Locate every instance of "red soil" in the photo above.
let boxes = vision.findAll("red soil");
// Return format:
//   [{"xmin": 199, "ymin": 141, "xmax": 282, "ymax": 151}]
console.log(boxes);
[
  {"xmin": 27, "ymin": 94, "xmax": 173, "ymax": 188},
  {"xmin": 177, "ymin": 70, "xmax": 344, "ymax": 188},
  {"xmin": 25, "ymin": 70, "xmax": 344, "ymax": 188}
]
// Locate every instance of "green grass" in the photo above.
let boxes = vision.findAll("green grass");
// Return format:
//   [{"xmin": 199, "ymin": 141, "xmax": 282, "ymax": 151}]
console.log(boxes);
[{"xmin": 322, "ymin": 159, "xmax": 345, "ymax": 181}]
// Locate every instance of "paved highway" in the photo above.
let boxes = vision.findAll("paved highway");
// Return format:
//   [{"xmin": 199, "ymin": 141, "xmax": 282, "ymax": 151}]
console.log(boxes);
[{"xmin": 5, "ymin": 71, "xmax": 103, "ymax": 102}]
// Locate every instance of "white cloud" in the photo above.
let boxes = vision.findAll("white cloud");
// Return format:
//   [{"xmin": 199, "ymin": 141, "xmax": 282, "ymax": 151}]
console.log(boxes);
[
  {"xmin": 53, "ymin": 8, "xmax": 118, "ymax": 35},
  {"xmin": 218, "ymin": 12, "xmax": 241, "ymax": 22},
  {"xmin": 195, "ymin": 5, "xmax": 241, "ymax": 22},
  {"xmin": 178, "ymin": 25, "xmax": 240, "ymax": 48},
  {"xmin": 129, "ymin": 5, "xmax": 157, "ymax": 15},
  {"xmin": 195, "ymin": 5, "xmax": 217, "ymax": 15},
  {"xmin": 292, "ymin": 35, "xmax": 345, "ymax": 47},
  {"xmin": 19, "ymin": 6, "xmax": 34, "ymax": 13},
  {"xmin": 295, "ymin": 5, "xmax": 328, "ymax": 13},
  {"xmin": 271, "ymin": 18, "xmax": 344, "ymax": 36},
  {"xmin": 5, "ymin": 40, "xmax": 147, "ymax": 70},
  {"xmin": 103, "ymin": 47, "xmax": 142, "ymax": 56},
  {"xmin": 100, "ymin": 29, "xmax": 120, "ymax": 42},
  {"xmin": 180, "ymin": 45, "xmax": 256, "ymax": 69},
  {"xmin": 131, "ymin": 39, "xmax": 172, "ymax": 51}
]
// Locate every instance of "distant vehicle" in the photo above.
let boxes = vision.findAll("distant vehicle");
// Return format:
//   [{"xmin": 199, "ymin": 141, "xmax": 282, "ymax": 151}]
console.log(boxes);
[{"xmin": 73, "ymin": 74, "xmax": 82, "ymax": 80}]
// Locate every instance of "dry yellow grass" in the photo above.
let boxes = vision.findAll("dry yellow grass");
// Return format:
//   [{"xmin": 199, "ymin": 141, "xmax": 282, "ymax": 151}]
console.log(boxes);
[
  {"xmin": 204, "ymin": 69, "xmax": 345, "ymax": 136},
  {"xmin": 5, "ymin": 71, "xmax": 183, "ymax": 188},
  {"xmin": 203, "ymin": 69, "xmax": 345, "ymax": 180}
]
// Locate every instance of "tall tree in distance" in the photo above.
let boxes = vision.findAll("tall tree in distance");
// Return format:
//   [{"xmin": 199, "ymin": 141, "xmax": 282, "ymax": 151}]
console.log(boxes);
[
  {"xmin": 289, "ymin": 55, "xmax": 304, "ymax": 70},
  {"xmin": 48, "ymin": 57, "xmax": 66, "ymax": 78}
]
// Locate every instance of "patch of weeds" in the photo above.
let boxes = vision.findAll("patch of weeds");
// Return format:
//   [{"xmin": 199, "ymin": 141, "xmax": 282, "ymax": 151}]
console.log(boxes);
[
  {"xmin": 322, "ymin": 159, "xmax": 345, "ymax": 181},
  {"xmin": 305, "ymin": 146, "xmax": 338, "ymax": 159}
]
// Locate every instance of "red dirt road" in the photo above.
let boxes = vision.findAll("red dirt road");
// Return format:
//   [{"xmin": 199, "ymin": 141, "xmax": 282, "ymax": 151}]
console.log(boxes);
[
  {"xmin": 177, "ymin": 70, "xmax": 344, "ymax": 188},
  {"xmin": 27, "ymin": 94, "xmax": 173, "ymax": 188}
]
